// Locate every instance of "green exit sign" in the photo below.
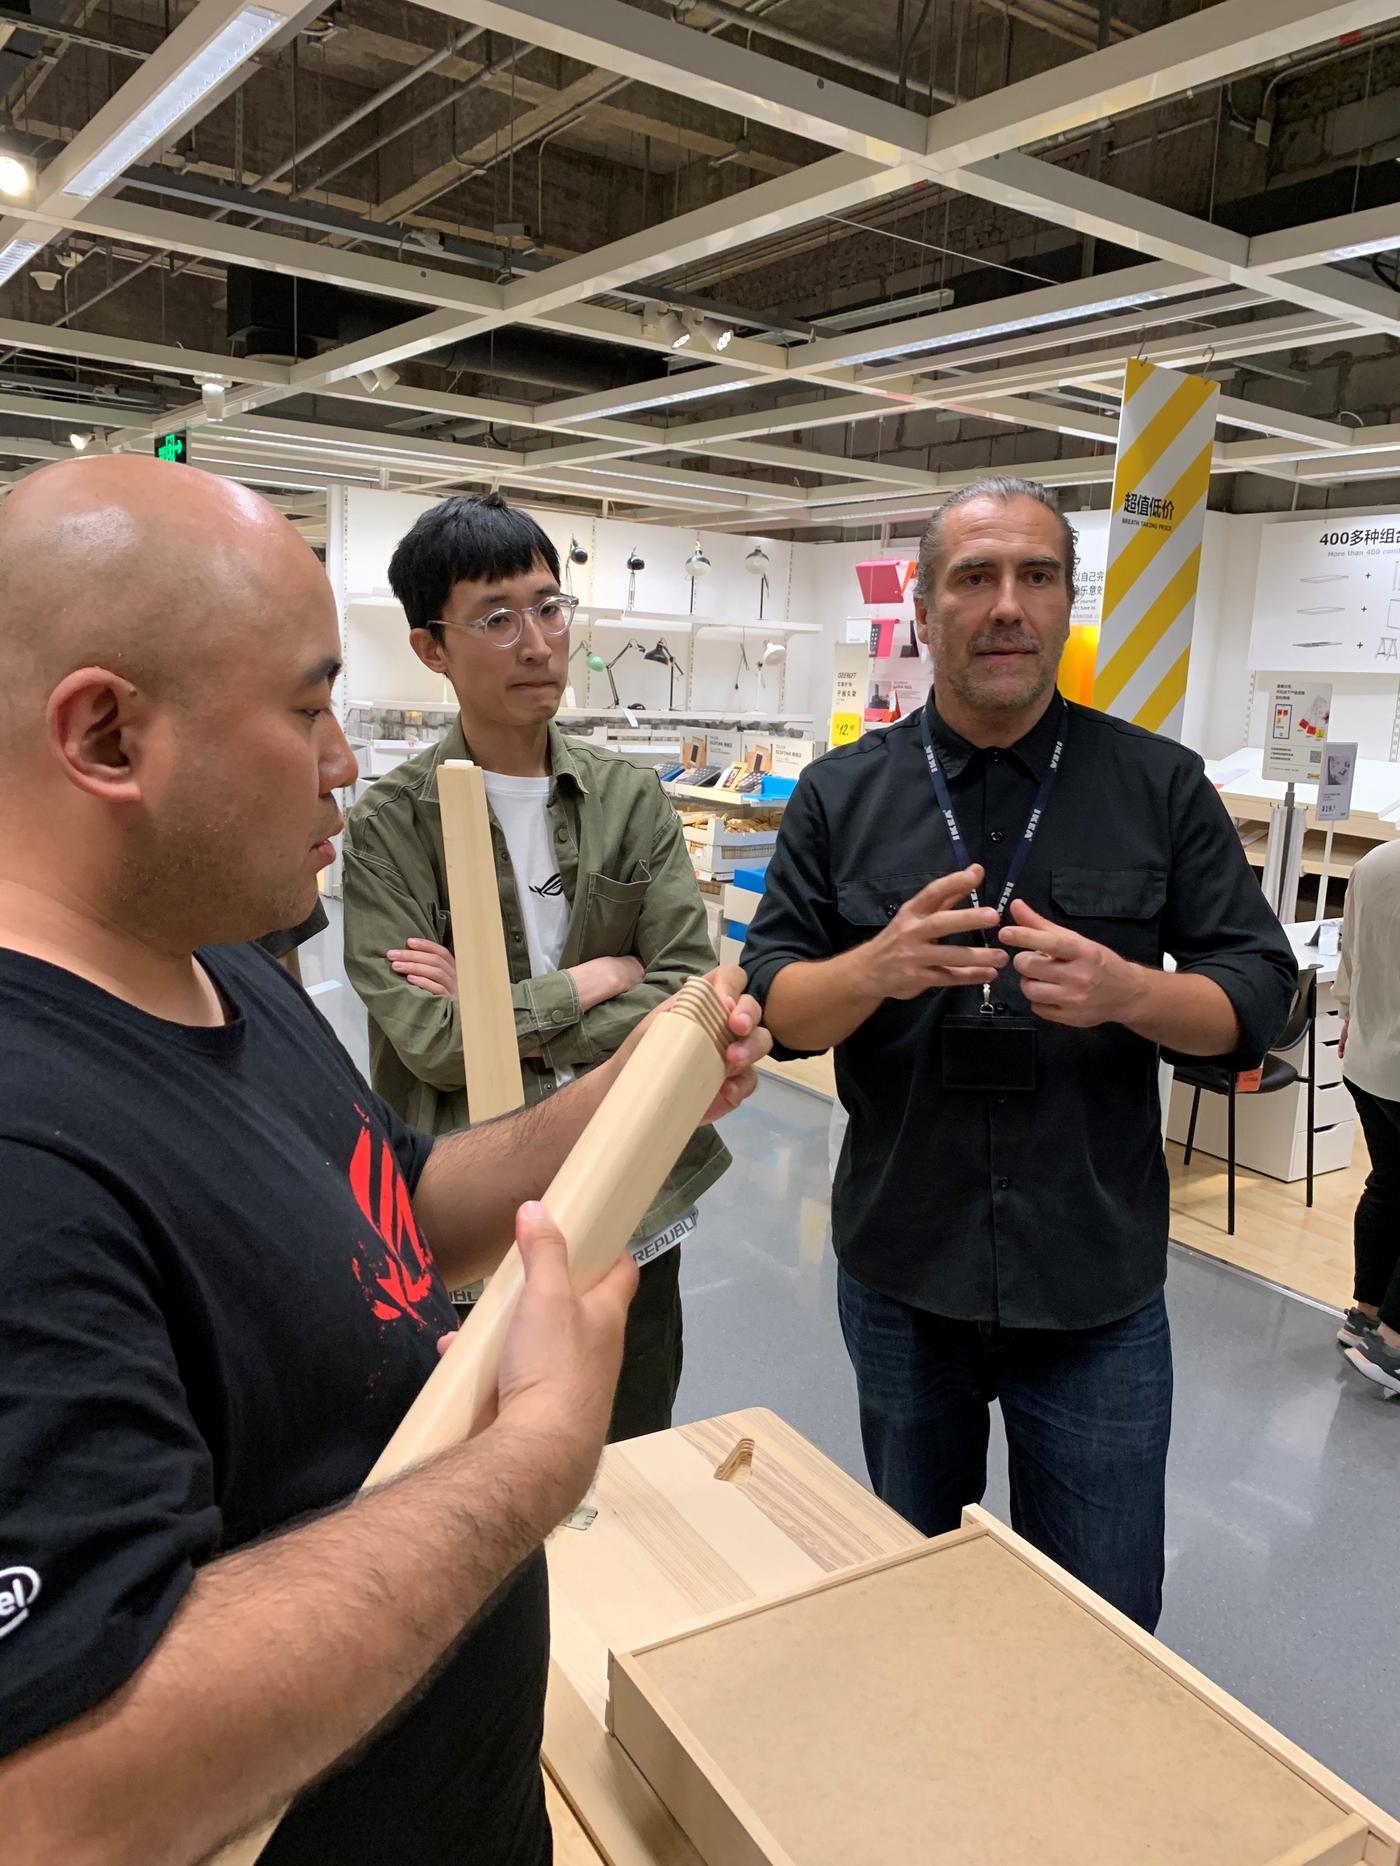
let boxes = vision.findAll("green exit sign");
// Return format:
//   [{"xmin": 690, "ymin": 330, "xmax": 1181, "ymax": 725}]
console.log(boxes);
[{"xmin": 153, "ymin": 430, "xmax": 189, "ymax": 463}]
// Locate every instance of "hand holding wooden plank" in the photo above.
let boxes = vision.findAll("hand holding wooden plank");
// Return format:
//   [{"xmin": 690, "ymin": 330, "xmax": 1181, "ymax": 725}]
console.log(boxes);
[{"xmin": 210, "ymin": 975, "xmax": 745, "ymax": 1866}]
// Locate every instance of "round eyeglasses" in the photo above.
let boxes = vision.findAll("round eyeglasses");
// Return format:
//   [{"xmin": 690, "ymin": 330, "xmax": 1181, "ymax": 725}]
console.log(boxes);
[{"xmin": 433, "ymin": 593, "xmax": 579, "ymax": 649}]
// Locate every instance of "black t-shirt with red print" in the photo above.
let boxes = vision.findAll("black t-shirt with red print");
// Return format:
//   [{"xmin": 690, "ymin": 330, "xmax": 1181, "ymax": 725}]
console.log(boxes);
[{"xmin": 0, "ymin": 943, "xmax": 548, "ymax": 1864}]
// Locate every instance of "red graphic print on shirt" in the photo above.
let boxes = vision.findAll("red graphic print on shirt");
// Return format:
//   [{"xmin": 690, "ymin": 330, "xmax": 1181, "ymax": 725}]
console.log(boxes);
[{"xmin": 347, "ymin": 1105, "xmax": 435, "ymax": 1325}]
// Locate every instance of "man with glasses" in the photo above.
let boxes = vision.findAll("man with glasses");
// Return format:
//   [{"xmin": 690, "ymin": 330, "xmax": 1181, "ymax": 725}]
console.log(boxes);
[{"xmin": 343, "ymin": 492, "xmax": 729, "ymax": 1440}]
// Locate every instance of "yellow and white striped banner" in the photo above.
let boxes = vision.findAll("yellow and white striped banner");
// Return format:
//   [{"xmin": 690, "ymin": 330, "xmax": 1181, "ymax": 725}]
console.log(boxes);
[{"xmin": 1092, "ymin": 359, "xmax": 1219, "ymax": 741}]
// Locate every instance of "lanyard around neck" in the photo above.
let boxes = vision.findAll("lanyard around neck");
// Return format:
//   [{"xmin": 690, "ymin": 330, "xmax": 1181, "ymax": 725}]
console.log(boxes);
[{"xmin": 917, "ymin": 699, "xmax": 1068, "ymax": 928}]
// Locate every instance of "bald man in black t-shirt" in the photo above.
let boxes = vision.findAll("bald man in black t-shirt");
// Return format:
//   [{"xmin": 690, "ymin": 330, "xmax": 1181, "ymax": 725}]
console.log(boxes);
[{"xmin": 0, "ymin": 457, "xmax": 765, "ymax": 1864}]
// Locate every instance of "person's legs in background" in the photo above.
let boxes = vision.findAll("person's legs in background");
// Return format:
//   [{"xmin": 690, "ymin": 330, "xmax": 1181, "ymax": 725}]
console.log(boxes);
[
  {"xmin": 607, "ymin": 1246, "xmax": 684, "ymax": 1442},
  {"xmin": 995, "ymin": 1292, "xmax": 1174, "ymax": 1632},
  {"xmin": 837, "ymin": 1264, "xmax": 993, "ymax": 1535},
  {"xmin": 1342, "ymin": 1082, "xmax": 1400, "ymax": 1395}
]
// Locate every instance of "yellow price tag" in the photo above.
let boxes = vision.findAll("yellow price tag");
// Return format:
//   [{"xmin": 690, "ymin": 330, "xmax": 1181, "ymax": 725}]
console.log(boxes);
[{"xmin": 829, "ymin": 712, "xmax": 862, "ymax": 745}]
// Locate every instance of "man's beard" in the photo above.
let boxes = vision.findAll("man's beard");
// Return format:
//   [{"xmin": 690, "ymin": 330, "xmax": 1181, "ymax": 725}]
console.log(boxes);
[{"xmin": 942, "ymin": 624, "xmax": 1063, "ymax": 717}]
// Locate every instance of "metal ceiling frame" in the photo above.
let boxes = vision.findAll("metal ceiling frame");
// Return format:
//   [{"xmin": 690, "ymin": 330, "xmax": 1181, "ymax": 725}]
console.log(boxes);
[{"xmin": 2, "ymin": 0, "xmax": 1400, "ymax": 513}]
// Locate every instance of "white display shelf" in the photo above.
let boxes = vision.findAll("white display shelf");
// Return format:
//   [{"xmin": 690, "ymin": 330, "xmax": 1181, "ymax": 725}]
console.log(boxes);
[
  {"xmin": 345, "ymin": 598, "xmax": 818, "ymax": 638},
  {"xmin": 579, "ymin": 610, "xmax": 818, "ymax": 636},
  {"xmin": 666, "ymin": 782, "xmax": 788, "ymax": 809},
  {"xmin": 556, "ymin": 707, "xmax": 814, "ymax": 724}
]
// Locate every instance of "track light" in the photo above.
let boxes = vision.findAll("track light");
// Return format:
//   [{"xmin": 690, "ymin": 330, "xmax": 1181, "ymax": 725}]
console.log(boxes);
[
  {"xmin": 656, "ymin": 309, "xmax": 691, "ymax": 351},
  {"xmin": 69, "ymin": 430, "xmax": 90, "ymax": 452},
  {"xmin": 201, "ymin": 380, "xmax": 227, "ymax": 422},
  {"xmin": 354, "ymin": 366, "xmax": 401, "ymax": 393},
  {"xmin": 30, "ymin": 269, "xmax": 60, "ymax": 293},
  {"xmin": 688, "ymin": 313, "xmax": 734, "ymax": 353},
  {"xmin": 0, "ymin": 154, "xmax": 30, "ymax": 199}
]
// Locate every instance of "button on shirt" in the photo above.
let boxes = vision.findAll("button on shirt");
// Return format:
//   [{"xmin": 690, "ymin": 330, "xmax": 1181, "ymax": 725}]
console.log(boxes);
[{"xmin": 741, "ymin": 698, "xmax": 1297, "ymax": 1330}]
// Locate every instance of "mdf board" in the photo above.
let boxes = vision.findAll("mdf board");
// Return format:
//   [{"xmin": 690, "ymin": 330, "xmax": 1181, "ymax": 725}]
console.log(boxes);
[
  {"xmin": 609, "ymin": 1515, "xmax": 1400, "ymax": 1866},
  {"xmin": 436, "ymin": 758, "xmax": 524, "ymax": 1120}
]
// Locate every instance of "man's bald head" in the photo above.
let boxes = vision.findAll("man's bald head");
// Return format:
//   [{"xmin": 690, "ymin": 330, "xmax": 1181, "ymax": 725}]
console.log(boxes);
[
  {"xmin": 0, "ymin": 458, "xmax": 324, "ymax": 761},
  {"xmin": 0, "ymin": 456, "xmax": 352, "ymax": 951}
]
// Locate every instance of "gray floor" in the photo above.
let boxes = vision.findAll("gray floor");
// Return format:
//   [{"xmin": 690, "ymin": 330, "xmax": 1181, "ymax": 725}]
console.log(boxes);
[{"xmin": 307, "ymin": 902, "xmax": 1399, "ymax": 1814}]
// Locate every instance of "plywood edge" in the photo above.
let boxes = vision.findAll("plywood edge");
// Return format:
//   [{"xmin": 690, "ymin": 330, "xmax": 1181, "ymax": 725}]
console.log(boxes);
[
  {"xmin": 609, "ymin": 1650, "xmax": 796, "ymax": 1866},
  {"xmin": 613, "ymin": 1522, "xmax": 982, "ymax": 1664},
  {"xmin": 963, "ymin": 1506, "xmax": 1400, "ymax": 1856},
  {"xmin": 1261, "ymin": 1815, "xmax": 1369, "ymax": 1866},
  {"xmin": 544, "ymin": 1661, "xmax": 706, "ymax": 1866}
]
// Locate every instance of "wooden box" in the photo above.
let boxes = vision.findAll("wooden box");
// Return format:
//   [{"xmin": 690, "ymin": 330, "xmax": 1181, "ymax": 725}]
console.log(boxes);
[{"xmin": 608, "ymin": 1510, "xmax": 1398, "ymax": 1866}]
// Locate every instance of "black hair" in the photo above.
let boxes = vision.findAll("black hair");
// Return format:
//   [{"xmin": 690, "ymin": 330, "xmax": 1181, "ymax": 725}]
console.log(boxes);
[{"xmin": 387, "ymin": 491, "xmax": 562, "ymax": 635}]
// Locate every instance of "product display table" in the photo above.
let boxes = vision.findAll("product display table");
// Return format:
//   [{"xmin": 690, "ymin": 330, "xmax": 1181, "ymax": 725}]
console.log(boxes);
[{"xmin": 545, "ymin": 1409, "xmax": 1399, "ymax": 1866}]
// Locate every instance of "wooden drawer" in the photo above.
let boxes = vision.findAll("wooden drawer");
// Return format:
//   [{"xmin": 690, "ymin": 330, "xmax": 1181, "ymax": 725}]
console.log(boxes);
[{"xmin": 610, "ymin": 1511, "xmax": 1399, "ymax": 1866}]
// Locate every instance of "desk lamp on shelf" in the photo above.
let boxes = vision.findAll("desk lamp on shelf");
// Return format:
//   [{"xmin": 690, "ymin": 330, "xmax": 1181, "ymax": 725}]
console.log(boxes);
[
  {"xmin": 644, "ymin": 639, "xmax": 683, "ymax": 709},
  {"xmin": 565, "ymin": 641, "xmax": 605, "ymax": 709}
]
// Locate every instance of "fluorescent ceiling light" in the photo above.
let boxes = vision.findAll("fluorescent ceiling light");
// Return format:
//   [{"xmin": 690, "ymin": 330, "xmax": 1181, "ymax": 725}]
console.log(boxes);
[
  {"xmin": 59, "ymin": 5, "xmax": 284, "ymax": 202},
  {"xmin": 838, "ymin": 291, "xmax": 1162, "ymax": 369},
  {"xmin": 0, "ymin": 238, "xmax": 43, "ymax": 285},
  {"xmin": 552, "ymin": 376, "xmax": 764, "ymax": 423},
  {"xmin": 814, "ymin": 287, "xmax": 954, "ymax": 333}
]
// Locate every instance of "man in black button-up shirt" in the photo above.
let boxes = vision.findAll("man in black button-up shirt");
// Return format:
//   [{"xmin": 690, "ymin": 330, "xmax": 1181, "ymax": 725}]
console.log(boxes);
[{"xmin": 742, "ymin": 476, "xmax": 1294, "ymax": 1630}]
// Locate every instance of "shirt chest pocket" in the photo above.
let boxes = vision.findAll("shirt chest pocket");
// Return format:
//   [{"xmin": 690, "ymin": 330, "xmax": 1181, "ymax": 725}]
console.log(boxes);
[
  {"xmin": 835, "ymin": 874, "xmax": 932, "ymax": 944},
  {"xmin": 1050, "ymin": 866, "xmax": 1166, "ymax": 962},
  {"xmin": 579, "ymin": 867, "xmax": 650, "ymax": 957}
]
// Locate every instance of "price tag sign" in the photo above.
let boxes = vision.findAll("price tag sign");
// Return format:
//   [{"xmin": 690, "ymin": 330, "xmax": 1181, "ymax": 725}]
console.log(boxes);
[
  {"xmin": 830, "ymin": 642, "xmax": 866, "ymax": 748},
  {"xmin": 1316, "ymin": 742, "xmax": 1358, "ymax": 822}
]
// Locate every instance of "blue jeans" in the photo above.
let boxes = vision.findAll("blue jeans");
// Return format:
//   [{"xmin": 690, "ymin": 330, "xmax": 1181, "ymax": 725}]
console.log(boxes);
[{"xmin": 837, "ymin": 1268, "xmax": 1173, "ymax": 1631}]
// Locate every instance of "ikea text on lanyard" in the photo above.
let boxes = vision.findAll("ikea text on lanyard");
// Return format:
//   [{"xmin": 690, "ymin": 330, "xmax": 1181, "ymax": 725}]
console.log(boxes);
[{"xmin": 918, "ymin": 699, "xmax": 1068, "ymax": 1010}]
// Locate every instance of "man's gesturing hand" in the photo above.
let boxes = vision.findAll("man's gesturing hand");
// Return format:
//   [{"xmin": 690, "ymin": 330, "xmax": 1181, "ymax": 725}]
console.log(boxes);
[
  {"xmin": 998, "ymin": 898, "xmax": 1139, "ymax": 1027},
  {"xmin": 868, "ymin": 865, "xmax": 1008, "ymax": 1001}
]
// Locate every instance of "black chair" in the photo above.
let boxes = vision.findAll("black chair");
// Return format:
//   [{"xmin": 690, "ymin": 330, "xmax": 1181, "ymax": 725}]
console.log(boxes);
[{"xmin": 1176, "ymin": 967, "xmax": 1317, "ymax": 1236}]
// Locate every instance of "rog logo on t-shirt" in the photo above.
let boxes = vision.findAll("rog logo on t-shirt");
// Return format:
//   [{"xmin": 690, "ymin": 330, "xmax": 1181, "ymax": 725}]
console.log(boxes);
[
  {"xmin": 529, "ymin": 873, "xmax": 564, "ymax": 898},
  {"xmin": 346, "ymin": 1105, "xmax": 436, "ymax": 1327}
]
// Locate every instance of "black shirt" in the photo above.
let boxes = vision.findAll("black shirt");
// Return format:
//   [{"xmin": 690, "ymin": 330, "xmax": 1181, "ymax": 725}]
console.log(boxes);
[
  {"xmin": 0, "ymin": 944, "xmax": 548, "ymax": 1865},
  {"xmin": 741, "ymin": 698, "xmax": 1296, "ymax": 1330}
]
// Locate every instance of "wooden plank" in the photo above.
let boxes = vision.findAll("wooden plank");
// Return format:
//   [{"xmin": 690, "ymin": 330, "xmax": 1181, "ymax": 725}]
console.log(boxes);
[
  {"xmin": 1262, "ymin": 1816, "xmax": 1369, "ymax": 1866},
  {"xmin": 545, "ymin": 1663, "xmax": 705, "ymax": 1866},
  {"xmin": 545, "ymin": 1768, "xmax": 608, "ymax": 1865},
  {"xmin": 436, "ymin": 759, "xmax": 524, "ymax": 1122},
  {"xmin": 611, "ymin": 1527, "xmax": 1359, "ymax": 1866},
  {"xmin": 754, "ymin": 1051, "xmax": 836, "ymax": 1100}
]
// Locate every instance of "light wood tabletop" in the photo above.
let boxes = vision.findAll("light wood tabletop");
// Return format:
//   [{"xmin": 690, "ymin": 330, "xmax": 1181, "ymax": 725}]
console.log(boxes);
[{"xmin": 543, "ymin": 1407, "xmax": 921, "ymax": 1864}]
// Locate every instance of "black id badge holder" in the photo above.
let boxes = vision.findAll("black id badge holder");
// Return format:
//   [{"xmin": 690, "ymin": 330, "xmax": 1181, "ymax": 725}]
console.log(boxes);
[{"xmin": 941, "ymin": 993, "xmax": 1038, "ymax": 1093}]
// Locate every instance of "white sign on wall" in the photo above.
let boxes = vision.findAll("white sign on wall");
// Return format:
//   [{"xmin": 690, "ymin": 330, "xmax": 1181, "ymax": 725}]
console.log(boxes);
[
  {"xmin": 1261, "ymin": 679, "xmax": 1332, "ymax": 783},
  {"xmin": 1249, "ymin": 515, "xmax": 1400, "ymax": 673}
]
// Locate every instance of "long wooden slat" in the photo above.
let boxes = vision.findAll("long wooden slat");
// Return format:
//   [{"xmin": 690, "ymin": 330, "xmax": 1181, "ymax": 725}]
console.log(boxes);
[{"xmin": 437, "ymin": 758, "xmax": 525, "ymax": 1121}]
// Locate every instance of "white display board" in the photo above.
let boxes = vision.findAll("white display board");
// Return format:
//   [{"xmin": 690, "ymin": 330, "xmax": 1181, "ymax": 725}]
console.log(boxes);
[{"xmin": 1249, "ymin": 513, "xmax": 1400, "ymax": 674}]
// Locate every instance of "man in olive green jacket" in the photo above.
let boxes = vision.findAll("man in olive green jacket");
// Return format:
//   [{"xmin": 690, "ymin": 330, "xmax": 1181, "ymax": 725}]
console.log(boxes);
[{"xmin": 343, "ymin": 493, "xmax": 729, "ymax": 1441}]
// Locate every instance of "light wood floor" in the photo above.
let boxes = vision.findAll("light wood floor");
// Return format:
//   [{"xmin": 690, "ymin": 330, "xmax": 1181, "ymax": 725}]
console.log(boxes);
[{"xmin": 1167, "ymin": 1138, "xmax": 1370, "ymax": 1311}]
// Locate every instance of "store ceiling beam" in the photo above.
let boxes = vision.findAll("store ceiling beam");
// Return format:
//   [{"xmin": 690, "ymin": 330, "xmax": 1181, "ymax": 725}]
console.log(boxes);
[
  {"xmin": 947, "ymin": 154, "xmax": 1400, "ymax": 338},
  {"xmin": 0, "ymin": 392, "xmax": 160, "ymax": 429},
  {"xmin": 1246, "ymin": 206, "xmax": 1400, "ymax": 274},
  {"xmin": 0, "ymin": 317, "xmax": 292, "ymax": 387},
  {"xmin": 407, "ymin": 0, "xmax": 929, "ymax": 162},
  {"xmin": 0, "ymin": 0, "xmax": 321, "ymax": 287}
]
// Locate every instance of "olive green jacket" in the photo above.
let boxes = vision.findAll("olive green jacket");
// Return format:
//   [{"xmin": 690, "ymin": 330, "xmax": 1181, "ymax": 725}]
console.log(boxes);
[{"xmin": 342, "ymin": 719, "xmax": 729, "ymax": 1240}]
